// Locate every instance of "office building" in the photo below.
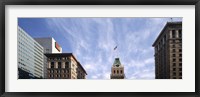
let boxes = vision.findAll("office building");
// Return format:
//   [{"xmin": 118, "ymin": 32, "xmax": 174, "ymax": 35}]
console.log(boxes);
[
  {"xmin": 18, "ymin": 26, "xmax": 44, "ymax": 79},
  {"xmin": 110, "ymin": 58, "xmax": 125, "ymax": 79},
  {"xmin": 152, "ymin": 22, "xmax": 182, "ymax": 79},
  {"xmin": 45, "ymin": 53, "xmax": 87, "ymax": 79},
  {"xmin": 34, "ymin": 37, "xmax": 62, "ymax": 53},
  {"xmin": 34, "ymin": 37, "xmax": 62, "ymax": 79}
]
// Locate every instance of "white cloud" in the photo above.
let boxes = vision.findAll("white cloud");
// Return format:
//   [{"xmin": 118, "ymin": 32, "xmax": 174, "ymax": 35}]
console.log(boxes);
[{"xmin": 44, "ymin": 17, "xmax": 182, "ymax": 79}]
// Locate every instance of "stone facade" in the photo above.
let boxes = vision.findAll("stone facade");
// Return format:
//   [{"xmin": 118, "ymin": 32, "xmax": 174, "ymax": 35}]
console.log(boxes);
[
  {"xmin": 45, "ymin": 53, "xmax": 87, "ymax": 79},
  {"xmin": 152, "ymin": 22, "xmax": 182, "ymax": 79},
  {"xmin": 110, "ymin": 58, "xmax": 125, "ymax": 79}
]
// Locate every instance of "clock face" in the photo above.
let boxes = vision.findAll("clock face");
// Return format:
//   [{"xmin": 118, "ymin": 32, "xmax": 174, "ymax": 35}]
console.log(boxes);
[{"xmin": 116, "ymin": 64, "xmax": 119, "ymax": 67}]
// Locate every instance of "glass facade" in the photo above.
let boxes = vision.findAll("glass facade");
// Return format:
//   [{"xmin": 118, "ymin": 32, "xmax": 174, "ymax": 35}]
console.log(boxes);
[{"xmin": 18, "ymin": 26, "xmax": 44, "ymax": 79}]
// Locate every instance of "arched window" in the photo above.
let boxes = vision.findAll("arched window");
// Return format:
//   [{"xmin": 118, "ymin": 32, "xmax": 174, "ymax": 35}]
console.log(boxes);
[
  {"xmin": 117, "ymin": 70, "xmax": 119, "ymax": 74},
  {"xmin": 114, "ymin": 70, "xmax": 115, "ymax": 74}
]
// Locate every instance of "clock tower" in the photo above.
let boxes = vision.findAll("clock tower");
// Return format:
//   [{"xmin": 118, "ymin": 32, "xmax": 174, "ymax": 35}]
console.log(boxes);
[{"xmin": 110, "ymin": 58, "xmax": 125, "ymax": 79}]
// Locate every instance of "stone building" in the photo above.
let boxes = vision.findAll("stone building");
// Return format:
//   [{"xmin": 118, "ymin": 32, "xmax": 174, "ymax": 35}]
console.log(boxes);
[
  {"xmin": 152, "ymin": 22, "xmax": 182, "ymax": 79},
  {"xmin": 110, "ymin": 58, "xmax": 125, "ymax": 79},
  {"xmin": 34, "ymin": 37, "xmax": 62, "ymax": 79},
  {"xmin": 45, "ymin": 53, "xmax": 87, "ymax": 79}
]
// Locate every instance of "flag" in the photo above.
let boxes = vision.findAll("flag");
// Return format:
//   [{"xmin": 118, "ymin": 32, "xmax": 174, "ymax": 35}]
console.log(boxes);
[{"xmin": 114, "ymin": 46, "xmax": 117, "ymax": 50}]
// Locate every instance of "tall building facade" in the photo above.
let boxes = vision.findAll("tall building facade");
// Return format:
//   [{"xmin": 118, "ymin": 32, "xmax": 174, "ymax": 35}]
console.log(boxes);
[
  {"xmin": 34, "ymin": 37, "xmax": 62, "ymax": 79},
  {"xmin": 152, "ymin": 22, "xmax": 182, "ymax": 79},
  {"xmin": 18, "ymin": 26, "xmax": 44, "ymax": 79},
  {"xmin": 45, "ymin": 53, "xmax": 87, "ymax": 79},
  {"xmin": 110, "ymin": 58, "xmax": 125, "ymax": 79}
]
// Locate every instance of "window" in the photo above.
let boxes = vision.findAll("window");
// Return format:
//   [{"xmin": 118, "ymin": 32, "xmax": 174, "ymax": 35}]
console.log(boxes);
[
  {"xmin": 173, "ymin": 72, "xmax": 176, "ymax": 76},
  {"xmin": 173, "ymin": 59, "xmax": 176, "ymax": 62},
  {"xmin": 173, "ymin": 63, "xmax": 176, "ymax": 66},
  {"xmin": 65, "ymin": 62, "xmax": 69, "ymax": 68},
  {"xmin": 58, "ymin": 62, "xmax": 61, "ymax": 68},
  {"xmin": 121, "ymin": 70, "xmax": 123, "ymax": 74},
  {"xmin": 179, "ymin": 68, "xmax": 182, "ymax": 71},
  {"xmin": 117, "ymin": 70, "xmax": 119, "ymax": 74},
  {"xmin": 173, "ymin": 77, "xmax": 176, "ymax": 79},
  {"xmin": 179, "ymin": 29, "xmax": 182, "ymax": 38},
  {"xmin": 179, "ymin": 72, "xmax": 182, "ymax": 76},
  {"xmin": 179, "ymin": 54, "xmax": 182, "ymax": 57},
  {"xmin": 179, "ymin": 63, "xmax": 182, "ymax": 66},
  {"xmin": 51, "ymin": 62, "xmax": 54, "ymax": 68},
  {"xmin": 114, "ymin": 70, "xmax": 115, "ymax": 74},
  {"xmin": 179, "ymin": 49, "xmax": 182, "ymax": 52},
  {"xmin": 172, "ymin": 45, "xmax": 175, "ymax": 48},
  {"xmin": 172, "ymin": 30, "xmax": 176, "ymax": 38},
  {"xmin": 179, "ymin": 58, "xmax": 182, "ymax": 61},
  {"xmin": 173, "ymin": 54, "xmax": 176, "ymax": 57},
  {"xmin": 173, "ymin": 68, "xmax": 176, "ymax": 71},
  {"xmin": 172, "ymin": 49, "xmax": 176, "ymax": 52}
]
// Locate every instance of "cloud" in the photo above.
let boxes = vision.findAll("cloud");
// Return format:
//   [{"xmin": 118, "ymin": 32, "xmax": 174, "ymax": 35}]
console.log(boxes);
[{"xmin": 44, "ymin": 17, "xmax": 182, "ymax": 79}]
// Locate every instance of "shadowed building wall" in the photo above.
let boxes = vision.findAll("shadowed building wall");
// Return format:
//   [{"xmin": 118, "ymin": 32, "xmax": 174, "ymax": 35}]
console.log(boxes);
[{"xmin": 152, "ymin": 22, "xmax": 182, "ymax": 79}]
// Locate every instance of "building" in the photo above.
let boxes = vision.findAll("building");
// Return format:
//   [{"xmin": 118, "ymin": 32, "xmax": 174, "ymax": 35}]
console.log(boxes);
[
  {"xmin": 34, "ymin": 37, "xmax": 62, "ymax": 79},
  {"xmin": 34, "ymin": 37, "xmax": 62, "ymax": 53},
  {"xmin": 45, "ymin": 53, "xmax": 87, "ymax": 79},
  {"xmin": 18, "ymin": 26, "xmax": 44, "ymax": 79},
  {"xmin": 152, "ymin": 22, "xmax": 182, "ymax": 79},
  {"xmin": 110, "ymin": 58, "xmax": 125, "ymax": 79}
]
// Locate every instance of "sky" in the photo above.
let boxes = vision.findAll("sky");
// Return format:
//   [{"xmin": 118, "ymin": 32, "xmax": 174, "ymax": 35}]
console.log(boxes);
[{"xmin": 18, "ymin": 17, "xmax": 182, "ymax": 79}]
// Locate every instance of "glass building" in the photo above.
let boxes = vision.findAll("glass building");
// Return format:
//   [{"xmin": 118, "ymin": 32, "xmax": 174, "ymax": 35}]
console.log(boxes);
[{"xmin": 17, "ymin": 26, "xmax": 44, "ymax": 79}]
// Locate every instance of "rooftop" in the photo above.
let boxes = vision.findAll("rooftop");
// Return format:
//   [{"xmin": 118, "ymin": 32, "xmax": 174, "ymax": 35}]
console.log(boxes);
[
  {"xmin": 113, "ymin": 58, "xmax": 122, "ymax": 67},
  {"xmin": 152, "ymin": 21, "xmax": 182, "ymax": 46},
  {"xmin": 45, "ymin": 53, "xmax": 87, "ymax": 75}
]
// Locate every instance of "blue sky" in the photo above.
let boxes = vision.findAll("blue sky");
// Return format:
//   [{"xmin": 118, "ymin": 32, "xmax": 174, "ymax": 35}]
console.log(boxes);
[{"xmin": 18, "ymin": 17, "xmax": 182, "ymax": 79}]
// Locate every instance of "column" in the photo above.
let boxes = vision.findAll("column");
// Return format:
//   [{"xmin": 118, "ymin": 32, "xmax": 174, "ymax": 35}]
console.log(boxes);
[
  {"xmin": 169, "ymin": 30, "xmax": 172, "ymax": 39},
  {"xmin": 176, "ymin": 30, "xmax": 179, "ymax": 38}
]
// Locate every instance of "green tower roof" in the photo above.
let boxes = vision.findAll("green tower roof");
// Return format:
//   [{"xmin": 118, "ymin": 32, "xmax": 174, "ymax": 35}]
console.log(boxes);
[{"xmin": 113, "ymin": 58, "xmax": 121, "ymax": 67}]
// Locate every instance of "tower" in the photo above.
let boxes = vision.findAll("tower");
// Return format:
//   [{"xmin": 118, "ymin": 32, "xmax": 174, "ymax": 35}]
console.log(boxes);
[{"xmin": 110, "ymin": 58, "xmax": 125, "ymax": 79}]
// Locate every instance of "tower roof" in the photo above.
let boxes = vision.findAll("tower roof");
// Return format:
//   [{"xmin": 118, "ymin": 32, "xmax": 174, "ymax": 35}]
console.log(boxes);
[{"xmin": 113, "ymin": 58, "xmax": 121, "ymax": 66}]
